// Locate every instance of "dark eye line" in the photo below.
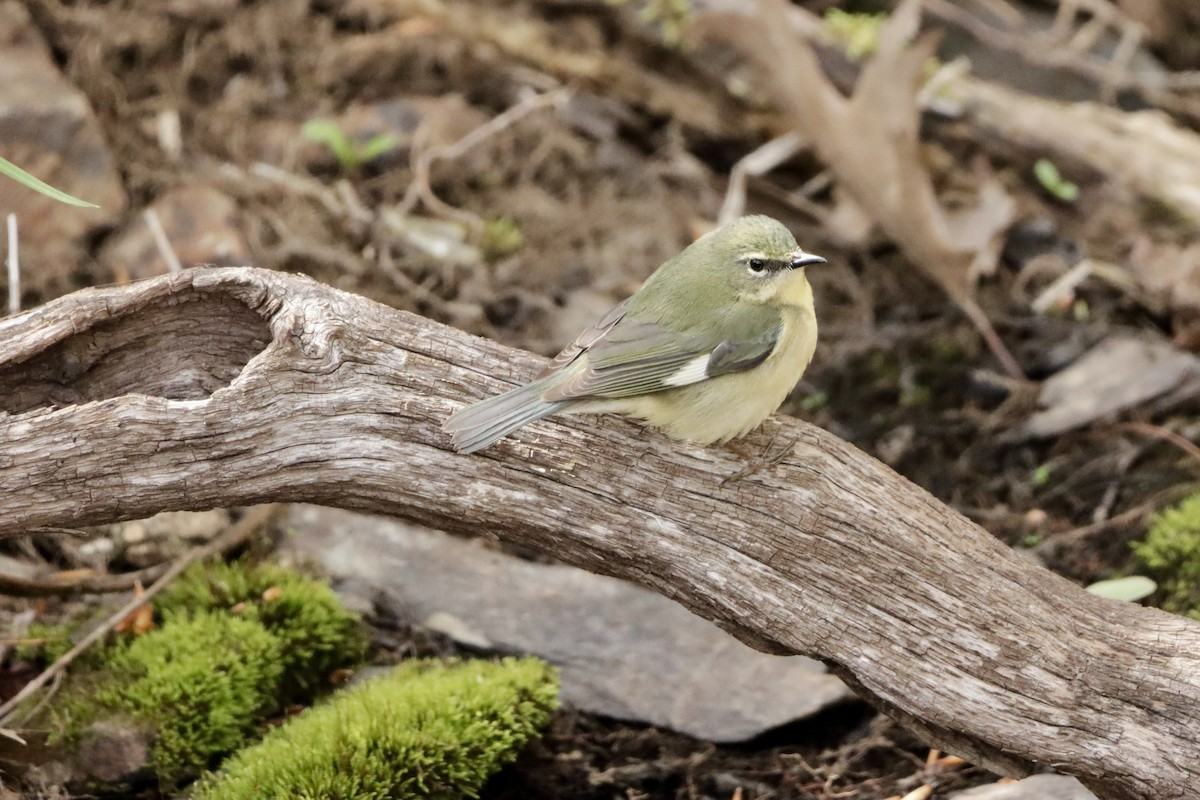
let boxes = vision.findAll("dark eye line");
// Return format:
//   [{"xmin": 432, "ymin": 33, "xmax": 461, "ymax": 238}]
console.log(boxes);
[{"xmin": 744, "ymin": 256, "xmax": 784, "ymax": 274}]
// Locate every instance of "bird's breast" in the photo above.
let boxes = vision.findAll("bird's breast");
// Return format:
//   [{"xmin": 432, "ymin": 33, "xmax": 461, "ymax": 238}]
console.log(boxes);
[{"xmin": 596, "ymin": 303, "xmax": 817, "ymax": 444}]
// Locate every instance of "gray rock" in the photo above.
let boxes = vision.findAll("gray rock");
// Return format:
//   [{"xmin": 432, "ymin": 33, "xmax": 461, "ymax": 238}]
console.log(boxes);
[
  {"xmin": 281, "ymin": 505, "xmax": 854, "ymax": 743},
  {"xmin": 75, "ymin": 719, "xmax": 153, "ymax": 785},
  {"xmin": 1024, "ymin": 335, "xmax": 1200, "ymax": 437},
  {"xmin": 100, "ymin": 185, "xmax": 251, "ymax": 281},
  {"xmin": 951, "ymin": 775, "xmax": 1097, "ymax": 800}
]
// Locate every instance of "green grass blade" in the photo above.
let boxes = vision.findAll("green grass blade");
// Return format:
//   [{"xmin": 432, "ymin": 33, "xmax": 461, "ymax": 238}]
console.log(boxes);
[{"xmin": 0, "ymin": 156, "xmax": 99, "ymax": 208}]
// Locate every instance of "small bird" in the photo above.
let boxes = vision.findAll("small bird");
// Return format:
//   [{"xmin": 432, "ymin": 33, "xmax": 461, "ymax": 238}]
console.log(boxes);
[{"xmin": 444, "ymin": 215, "xmax": 825, "ymax": 453}]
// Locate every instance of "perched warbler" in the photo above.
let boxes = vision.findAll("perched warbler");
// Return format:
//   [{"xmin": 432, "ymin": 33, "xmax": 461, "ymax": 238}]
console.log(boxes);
[{"xmin": 444, "ymin": 215, "xmax": 825, "ymax": 453}]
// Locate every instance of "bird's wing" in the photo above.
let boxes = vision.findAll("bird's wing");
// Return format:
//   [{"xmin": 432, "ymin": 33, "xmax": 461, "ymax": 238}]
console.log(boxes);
[
  {"xmin": 536, "ymin": 298, "xmax": 632, "ymax": 378},
  {"xmin": 540, "ymin": 303, "xmax": 784, "ymax": 401}
]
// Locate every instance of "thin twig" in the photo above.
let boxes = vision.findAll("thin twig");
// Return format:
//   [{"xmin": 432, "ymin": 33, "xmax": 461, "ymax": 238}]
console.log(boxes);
[
  {"xmin": 440, "ymin": 89, "xmax": 569, "ymax": 163},
  {"xmin": 1034, "ymin": 483, "xmax": 1200, "ymax": 558},
  {"xmin": 13, "ymin": 670, "xmax": 64, "ymax": 726},
  {"xmin": 718, "ymin": 132, "xmax": 807, "ymax": 225},
  {"xmin": 6, "ymin": 213, "xmax": 18, "ymax": 316},
  {"xmin": 155, "ymin": 109, "xmax": 183, "ymax": 161},
  {"xmin": 1030, "ymin": 259, "xmax": 1093, "ymax": 313},
  {"xmin": 143, "ymin": 209, "xmax": 183, "ymax": 273},
  {"xmin": 0, "ymin": 609, "xmax": 35, "ymax": 668},
  {"xmin": 0, "ymin": 515, "xmax": 271, "ymax": 598},
  {"xmin": 960, "ymin": 297, "xmax": 1024, "ymax": 379},
  {"xmin": 242, "ymin": 162, "xmax": 349, "ymax": 219},
  {"xmin": 396, "ymin": 89, "xmax": 569, "ymax": 226},
  {"xmin": 0, "ymin": 504, "xmax": 281, "ymax": 727},
  {"xmin": 1113, "ymin": 422, "xmax": 1200, "ymax": 468}
]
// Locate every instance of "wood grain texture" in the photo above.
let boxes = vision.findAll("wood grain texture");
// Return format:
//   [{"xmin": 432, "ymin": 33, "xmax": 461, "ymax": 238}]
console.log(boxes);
[{"xmin": 1, "ymin": 267, "xmax": 1198, "ymax": 799}]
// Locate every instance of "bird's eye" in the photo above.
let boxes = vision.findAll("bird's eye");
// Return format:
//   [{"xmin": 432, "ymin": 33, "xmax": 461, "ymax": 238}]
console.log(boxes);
[{"xmin": 748, "ymin": 258, "xmax": 766, "ymax": 274}]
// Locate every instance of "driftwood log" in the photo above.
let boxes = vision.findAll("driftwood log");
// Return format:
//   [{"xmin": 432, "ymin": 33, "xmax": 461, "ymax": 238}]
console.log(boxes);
[{"xmin": 1, "ymin": 267, "xmax": 1198, "ymax": 799}]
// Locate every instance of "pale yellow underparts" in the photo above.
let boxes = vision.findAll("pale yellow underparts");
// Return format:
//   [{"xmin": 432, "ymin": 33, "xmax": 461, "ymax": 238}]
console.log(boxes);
[{"xmin": 571, "ymin": 270, "xmax": 818, "ymax": 444}]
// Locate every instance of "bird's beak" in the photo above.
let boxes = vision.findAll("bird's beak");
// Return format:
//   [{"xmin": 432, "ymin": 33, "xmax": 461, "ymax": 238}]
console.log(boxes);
[{"xmin": 790, "ymin": 252, "xmax": 827, "ymax": 269}]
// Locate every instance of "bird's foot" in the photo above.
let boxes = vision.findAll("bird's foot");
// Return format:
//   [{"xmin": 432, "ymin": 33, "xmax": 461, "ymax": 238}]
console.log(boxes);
[{"xmin": 720, "ymin": 433, "xmax": 798, "ymax": 485}]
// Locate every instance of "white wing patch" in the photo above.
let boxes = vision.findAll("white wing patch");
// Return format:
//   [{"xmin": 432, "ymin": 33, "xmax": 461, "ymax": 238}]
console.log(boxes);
[{"xmin": 662, "ymin": 354, "xmax": 711, "ymax": 387}]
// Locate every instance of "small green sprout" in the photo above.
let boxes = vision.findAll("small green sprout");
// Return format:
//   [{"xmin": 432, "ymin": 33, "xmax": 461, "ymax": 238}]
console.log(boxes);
[
  {"xmin": 824, "ymin": 9, "xmax": 886, "ymax": 61},
  {"xmin": 799, "ymin": 391, "xmax": 829, "ymax": 412},
  {"xmin": 614, "ymin": 0, "xmax": 694, "ymax": 47},
  {"xmin": 302, "ymin": 119, "xmax": 398, "ymax": 172},
  {"xmin": 481, "ymin": 216, "xmax": 524, "ymax": 261},
  {"xmin": 1033, "ymin": 158, "xmax": 1079, "ymax": 203},
  {"xmin": 0, "ymin": 156, "xmax": 98, "ymax": 208},
  {"xmin": 899, "ymin": 383, "xmax": 932, "ymax": 409},
  {"xmin": 1031, "ymin": 464, "xmax": 1052, "ymax": 488},
  {"xmin": 1019, "ymin": 533, "xmax": 1044, "ymax": 549}
]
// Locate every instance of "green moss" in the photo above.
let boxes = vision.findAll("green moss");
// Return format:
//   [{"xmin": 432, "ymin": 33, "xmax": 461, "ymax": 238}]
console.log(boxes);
[
  {"xmin": 159, "ymin": 561, "xmax": 368, "ymax": 696},
  {"xmin": 46, "ymin": 561, "xmax": 368, "ymax": 786},
  {"xmin": 1133, "ymin": 494, "xmax": 1200, "ymax": 616},
  {"xmin": 95, "ymin": 613, "xmax": 284, "ymax": 782},
  {"xmin": 12, "ymin": 621, "xmax": 75, "ymax": 664},
  {"xmin": 193, "ymin": 657, "xmax": 559, "ymax": 800}
]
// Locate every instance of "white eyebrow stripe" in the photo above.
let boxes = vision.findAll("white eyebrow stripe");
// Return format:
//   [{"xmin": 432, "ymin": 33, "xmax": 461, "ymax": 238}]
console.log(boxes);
[
  {"xmin": 739, "ymin": 252, "xmax": 768, "ymax": 262},
  {"xmin": 662, "ymin": 354, "xmax": 712, "ymax": 386}
]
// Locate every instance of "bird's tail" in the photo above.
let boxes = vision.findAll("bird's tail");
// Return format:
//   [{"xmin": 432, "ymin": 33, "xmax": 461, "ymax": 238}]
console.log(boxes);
[{"xmin": 443, "ymin": 378, "xmax": 570, "ymax": 454}]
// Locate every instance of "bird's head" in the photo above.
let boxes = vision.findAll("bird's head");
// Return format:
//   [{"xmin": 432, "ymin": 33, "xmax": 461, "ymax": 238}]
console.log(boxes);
[{"xmin": 685, "ymin": 215, "xmax": 826, "ymax": 307}]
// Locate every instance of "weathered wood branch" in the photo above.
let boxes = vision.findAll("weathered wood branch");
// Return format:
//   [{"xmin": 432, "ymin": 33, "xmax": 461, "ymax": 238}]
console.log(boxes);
[{"xmin": 1, "ymin": 268, "xmax": 1197, "ymax": 799}]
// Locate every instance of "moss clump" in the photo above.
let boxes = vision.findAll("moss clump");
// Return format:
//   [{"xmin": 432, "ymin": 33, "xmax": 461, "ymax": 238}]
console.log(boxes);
[
  {"xmin": 192, "ymin": 657, "xmax": 559, "ymax": 800},
  {"xmin": 95, "ymin": 613, "xmax": 284, "ymax": 782},
  {"xmin": 1133, "ymin": 494, "xmax": 1200, "ymax": 616},
  {"xmin": 12, "ymin": 621, "xmax": 75, "ymax": 665},
  {"xmin": 159, "ymin": 561, "xmax": 368, "ymax": 697},
  {"xmin": 48, "ymin": 561, "xmax": 368, "ymax": 786}
]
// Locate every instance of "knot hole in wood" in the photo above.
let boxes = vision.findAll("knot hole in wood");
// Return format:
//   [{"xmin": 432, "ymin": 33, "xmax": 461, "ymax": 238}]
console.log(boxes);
[{"xmin": 0, "ymin": 286, "xmax": 270, "ymax": 414}]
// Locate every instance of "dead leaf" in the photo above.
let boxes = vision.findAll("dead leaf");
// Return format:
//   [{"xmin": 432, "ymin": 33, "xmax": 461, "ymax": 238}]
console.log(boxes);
[
  {"xmin": 328, "ymin": 667, "xmax": 354, "ymax": 685},
  {"xmin": 1023, "ymin": 334, "xmax": 1200, "ymax": 437},
  {"xmin": 114, "ymin": 582, "xmax": 155, "ymax": 636},
  {"xmin": 1129, "ymin": 237, "xmax": 1200, "ymax": 346},
  {"xmin": 51, "ymin": 568, "xmax": 98, "ymax": 584}
]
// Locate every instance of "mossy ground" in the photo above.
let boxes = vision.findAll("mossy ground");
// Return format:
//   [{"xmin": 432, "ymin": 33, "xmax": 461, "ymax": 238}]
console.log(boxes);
[
  {"xmin": 159, "ymin": 561, "xmax": 369, "ymax": 697},
  {"xmin": 191, "ymin": 657, "xmax": 559, "ymax": 800},
  {"xmin": 1134, "ymin": 493, "xmax": 1200, "ymax": 617},
  {"xmin": 48, "ymin": 560, "xmax": 368, "ymax": 785},
  {"xmin": 94, "ymin": 612, "xmax": 284, "ymax": 781}
]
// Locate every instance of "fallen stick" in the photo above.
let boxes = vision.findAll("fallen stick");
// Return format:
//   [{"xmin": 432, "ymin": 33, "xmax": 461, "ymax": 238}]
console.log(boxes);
[{"xmin": 0, "ymin": 268, "xmax": 1197, "ymax": 799}]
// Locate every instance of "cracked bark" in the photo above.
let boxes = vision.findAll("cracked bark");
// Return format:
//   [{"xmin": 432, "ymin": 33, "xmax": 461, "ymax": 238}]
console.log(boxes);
[{"xmin": 1, "ymin": 267, "xmax": 1197, "ymax": 799}]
